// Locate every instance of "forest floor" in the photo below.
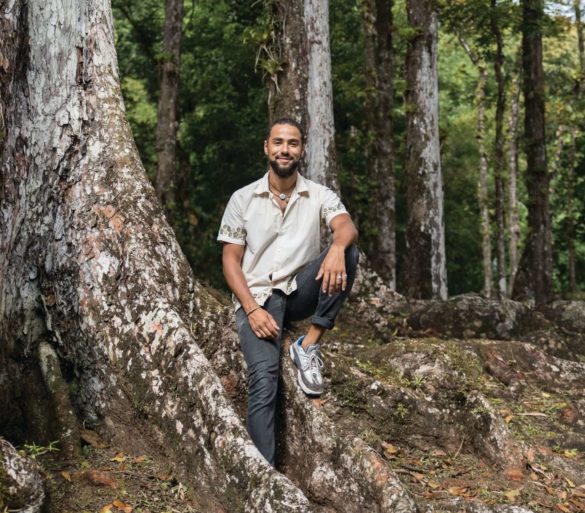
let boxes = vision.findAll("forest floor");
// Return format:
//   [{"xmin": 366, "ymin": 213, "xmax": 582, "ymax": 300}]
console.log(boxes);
[{"xmin": 28, "ymin": 301, "xmax": 585, "ymax": 513}]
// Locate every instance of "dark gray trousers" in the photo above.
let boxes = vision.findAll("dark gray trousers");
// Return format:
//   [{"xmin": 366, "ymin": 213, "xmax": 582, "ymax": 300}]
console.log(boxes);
[{"xmin": 235, "ymin": 245, "xmax": 359, "ymax": 465}]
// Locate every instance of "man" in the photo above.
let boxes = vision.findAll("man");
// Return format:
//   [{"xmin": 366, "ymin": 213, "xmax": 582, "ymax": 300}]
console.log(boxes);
[{"xmin": 217, "ymin": 117, "xmax": 358, "ymax": 466}]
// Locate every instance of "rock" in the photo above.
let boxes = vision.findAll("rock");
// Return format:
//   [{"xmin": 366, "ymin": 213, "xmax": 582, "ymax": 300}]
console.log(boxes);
[
  {"xmin": 407, "ymin": 294, "xmax": 548, "ymax": 340},
  {"xmin": 0, "ymin": 437, "xmax": 45, "ymax": 512}
]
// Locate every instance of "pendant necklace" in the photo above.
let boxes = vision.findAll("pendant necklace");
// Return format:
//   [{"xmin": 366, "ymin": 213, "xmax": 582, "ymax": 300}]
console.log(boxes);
[{"xmin": 269, "ymin": 181, "xmax": 296, "ymax": 203}]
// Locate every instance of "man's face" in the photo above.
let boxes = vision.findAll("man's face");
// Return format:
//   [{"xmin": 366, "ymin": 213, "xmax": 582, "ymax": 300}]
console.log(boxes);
[{"xmin": 264, "ymin": 123, "xmax": 304, "ymax": 178}]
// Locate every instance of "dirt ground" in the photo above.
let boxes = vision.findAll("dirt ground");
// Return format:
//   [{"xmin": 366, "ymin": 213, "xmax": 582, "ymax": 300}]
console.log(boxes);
[{"xmin": 28, "ymin": 307, "xmax": 585, "ymax": 513}]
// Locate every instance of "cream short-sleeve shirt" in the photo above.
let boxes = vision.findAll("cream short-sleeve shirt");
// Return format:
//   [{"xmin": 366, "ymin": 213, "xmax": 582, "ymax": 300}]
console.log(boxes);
[{"xmin": 217, "ymin": 171, "xmax": 349, "ymax": 311}]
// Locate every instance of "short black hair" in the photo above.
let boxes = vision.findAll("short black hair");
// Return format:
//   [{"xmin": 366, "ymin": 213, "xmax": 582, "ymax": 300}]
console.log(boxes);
[{"xmin": 267, "ymin": 117, "xmax": 306, "ymax": 144}]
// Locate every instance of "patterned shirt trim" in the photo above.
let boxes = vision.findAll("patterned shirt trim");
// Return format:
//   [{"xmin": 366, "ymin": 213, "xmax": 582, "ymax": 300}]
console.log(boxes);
[
  {"xmin": 219, "ymin": 224, "xmax": 246, "ymax": 241},
  {"xmin": 322, "ymin": 202, "xmax": 345, "ymax": 221}
]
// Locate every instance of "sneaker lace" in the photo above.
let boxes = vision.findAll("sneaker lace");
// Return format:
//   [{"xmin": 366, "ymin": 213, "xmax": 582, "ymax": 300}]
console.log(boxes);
[{"xmin": 308, "ymin": 351, "xmax": 323, "ymax": 372}]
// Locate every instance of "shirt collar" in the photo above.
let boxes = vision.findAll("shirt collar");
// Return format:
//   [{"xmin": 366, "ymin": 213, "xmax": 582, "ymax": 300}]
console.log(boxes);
[{"xmin": 254, "ymin": 171, "xmax": 310, "ymax": 196}]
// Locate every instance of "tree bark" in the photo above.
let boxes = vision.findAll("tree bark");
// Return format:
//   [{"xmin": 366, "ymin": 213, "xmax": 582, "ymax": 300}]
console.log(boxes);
[
  {"xmin": 491, "ymin": 0, "xmax": 507, "ymax": 298},
  {"xmin": 0, "ymin": 0, "xmax": 416, "ymax": 510},
  {"xmin": 268, "ymin": 0, "xmax": 338, "ymax": 191},
  {"xmin": 506, "ymin": 65, "xmax": 521, "ymax": 296},
  {"xmin": 513, "ymin": 0, "xmax": 552, "ymax": 306},
  {"xmin": 154, "ymin": 0, "xmax": 183, "ymax": 211},
  {"xmin": 404, "ymin": 0, "xmax": 448, "ymax": 300},
  {"xmin": 362, "ymin": 0, "xmax": 396, "ymax": 288}
]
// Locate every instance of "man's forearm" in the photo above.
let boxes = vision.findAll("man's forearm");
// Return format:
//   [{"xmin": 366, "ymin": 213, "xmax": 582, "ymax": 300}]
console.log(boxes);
[{"xmin": 332, "ymin": 219, "xmax": 358, "ymax": 249}]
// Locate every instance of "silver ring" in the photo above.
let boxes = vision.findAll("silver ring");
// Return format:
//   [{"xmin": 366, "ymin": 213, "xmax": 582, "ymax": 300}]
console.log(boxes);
[{"xmin": 336, "ymin": 275, "xmax": 343, "ymax": 282}]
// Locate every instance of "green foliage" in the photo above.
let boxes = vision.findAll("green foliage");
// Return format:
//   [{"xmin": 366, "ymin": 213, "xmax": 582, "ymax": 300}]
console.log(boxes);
[{"xmin": 113, "ymin": 0, "xmax": 585, "ymax": 296}]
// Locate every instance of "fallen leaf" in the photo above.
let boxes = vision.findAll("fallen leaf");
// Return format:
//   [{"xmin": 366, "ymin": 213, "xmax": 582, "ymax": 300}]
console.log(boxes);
[
  {"xmin": 427, "ymin": 480, "xmax": 441, "ymax": 489},
  {"xmin": 504, "ymin": 467, "xmax": 525, "ymax": 482},
  {"xmin": 381, "ymin": 442, "xmax": 399, "ymax": 455},
  {"xmin": 81, "ymin": 470, "xmax": 117, "ymax": 489},
  {"xmin": 113, "ymin": 499, "xmax": 133, "ymax": 513},
  {"xmin": 431, "ymin": 449, "xmax": 447, "ymax": 457},
  {"xmin": 111, "ymin": 453, "xmax": 126, "ymax": 463},
  {"xmin": 133, "ymin": 455, "xmax": 147, "ymax": 463},
  {"xmin": 61, "ymin": 470, "xmax": 71, "ymax": 482},
  {"xmin": 448, "ymin": 486, "xmax": 468, "ymax": 496},
  {"xmin": 412, "ymin": 472, "xmax": 425, "ymax": 481},
  {"xmin": 100, "ymin": 504, "xmax": 113, "ymax": 513},
  {"xmin": 556, "ymin": 504, "xmax": 571, "ymax": 513},
  {"xmin": 569, "ymin": 498, "xmax": 585, "ymax": 512},
  {"xmin": 525, "ymin": 448, "xmax": 536, "ymax": 463},
  {"xmin": 505, "ymin": 414, "xmax": 514, "ymax": 424},
  {"xmin": 529, "ymin": 473, "xmax": 539, "ymax": 481},
  {"xmin": 558, "ymin": 490, "xmax": 568, "ymax": 500},
  {"xmin": 80, "ymin": 429, "xmax": 107, "ymax": 449},
  {"xmin": 563, "ymin": 449, "xmax": 579, "ymax": 458},
  {"xmin": 565, "ymin": 477, "xmax": 576, "ymax": 488},
  {"xmin": 504, "ymin": 489, "xmax": 521, "ymax": 502}
]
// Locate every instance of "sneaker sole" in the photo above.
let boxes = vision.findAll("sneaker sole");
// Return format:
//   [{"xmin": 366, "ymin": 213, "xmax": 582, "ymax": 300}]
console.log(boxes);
[{"xmin": 289, "ymin": 344, "xmax": 323, "ymax": 397}]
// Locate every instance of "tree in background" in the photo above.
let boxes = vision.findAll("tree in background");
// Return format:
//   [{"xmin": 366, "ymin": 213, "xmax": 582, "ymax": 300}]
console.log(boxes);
[
  {"xmin": 458, "ymin": 35, "xmax": 494, "ymax": 298},
  {"xmin": 362, "ymin": 0, "xmax": 397, "ymax": 288},
  {"xmin": 490, "ymin": 0, "xmax": 508, "ymax": 298},
  {"xmin": 513, "ymin": 0, "xmax": 553, "ymax": 305},
  {"xmin": 154, "ymin": 0, "xmax": 184, "ymax": 212},
  {"xmin": 404, "ymin": 0, "xmax": 448, "ymax": 299},
  {"xmin": 267, "ymin": 0, "xmax": 338, "ymax": 190}
]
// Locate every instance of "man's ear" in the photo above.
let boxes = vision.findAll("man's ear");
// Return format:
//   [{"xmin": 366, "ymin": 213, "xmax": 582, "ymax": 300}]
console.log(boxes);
[{"xmin": 264, "ymin": 140, "xmax": 268, "ymax": 155}]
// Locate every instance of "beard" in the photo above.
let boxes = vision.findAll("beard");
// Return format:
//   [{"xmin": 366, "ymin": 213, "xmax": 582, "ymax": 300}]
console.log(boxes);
[{"xmin": 269, "ymin": 156, "xmax": 300, "ymax": 178}]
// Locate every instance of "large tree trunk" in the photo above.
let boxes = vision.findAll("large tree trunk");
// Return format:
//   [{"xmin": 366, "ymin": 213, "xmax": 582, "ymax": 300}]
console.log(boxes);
[
  {"xmin": 362, "ymin": 0, "xmax": 396, "ymax": 288},
  {"xmin": 268, "ymin": 0, "xmax": 338, "ymax": 190},
  {"xmin": 512, "ymin": 0, "xmax": 553, "ymax": 306},
  {"xmin": 491, "ymin": 0, "xmax": 507, "ymax": 298},
  {"xmin": 404, "ymin": 0, "xmax": 448, "ymax": 300},
  {"xmin": 154, "ymin": 0, "xmax": 183, "ymax": 211},
  {"xmin": 0, "ymin": 0, "xmax": 416, "ymax": 511}
]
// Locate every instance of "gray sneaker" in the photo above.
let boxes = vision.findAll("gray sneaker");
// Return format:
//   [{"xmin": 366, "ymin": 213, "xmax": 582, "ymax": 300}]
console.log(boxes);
[{"xmin": 289, "ymin": 336, "xmax": 324, "ymax": 396}]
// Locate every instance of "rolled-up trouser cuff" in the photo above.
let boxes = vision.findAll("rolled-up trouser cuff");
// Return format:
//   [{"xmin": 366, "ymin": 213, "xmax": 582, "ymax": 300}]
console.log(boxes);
[{"xmin": 311, "ymin": 315, "xmax": 334, "ymax": 330}]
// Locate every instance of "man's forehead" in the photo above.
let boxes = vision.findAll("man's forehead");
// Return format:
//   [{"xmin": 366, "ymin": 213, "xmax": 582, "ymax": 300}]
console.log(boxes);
[{"xmin": 268, "ymin": 124, "xmax": 302, "ymax": 140}]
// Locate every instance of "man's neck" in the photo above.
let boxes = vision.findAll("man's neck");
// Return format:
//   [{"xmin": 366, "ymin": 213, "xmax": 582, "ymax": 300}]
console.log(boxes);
[{"xmin": 268, "ymin": 169, "xmax": 298, "ymax": 192}]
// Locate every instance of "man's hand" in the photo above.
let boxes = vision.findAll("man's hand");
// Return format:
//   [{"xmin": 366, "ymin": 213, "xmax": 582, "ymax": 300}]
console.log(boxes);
[
  {"xmin": 316, "ymin": 243, "xmax": 347, "ymax": 295},
  {"xmin": 248, "ymin": 308, "xmax": 280, "ymax": 339}
]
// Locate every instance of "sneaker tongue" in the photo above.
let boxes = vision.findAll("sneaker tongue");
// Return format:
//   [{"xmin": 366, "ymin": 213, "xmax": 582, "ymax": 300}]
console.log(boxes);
[{"xmin": 306, "ymin": 344, "xmax": 320, "ymax": 353}]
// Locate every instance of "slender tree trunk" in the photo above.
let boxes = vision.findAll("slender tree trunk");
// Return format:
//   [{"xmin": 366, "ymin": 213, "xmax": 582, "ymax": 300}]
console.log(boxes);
[
  {"xmin": 491, "ymin": 0, "xmax": 507, "ymax": 297},
  {"xmin": 478, "ymin": 65, "xmax": 493, "ymax": 299},
  {"xmin": 268, "ymin": 0, "xmax": 338, "ymax": 190},
  {"xmin": 567, "ymin": 126, "xmax": 577, "ymax": 293},
  {"xmin": 513, "ymin": 0, "xmax": 552, "ymax": 306},
  {"xmin": 362, "ymin": 0, "xmax": 396, "ymax": 288},
  {"xmin": 576, "ymin": 0, "xmax": 585, "ymax": 78},
  {"xmin": 154, "ymin": 0, "xmax": 183, "ymax": 211},
  {"xmin": 0, "ymin": 1, "xmax": 416, "ymax": 510},
  {"xmin": 404, "ymin": 0, "xmax": 447, "ymax": 300},
  {"xmin": 459, "ymin": 37, "xmax": 493, "ymax": 299},
  {"xmin": 568, "ymin": 0, "xmax": 584, "ymax": 293},
  {"xmin": 507, "ymin": 67, "xmax": 521, "ymax": 295}
]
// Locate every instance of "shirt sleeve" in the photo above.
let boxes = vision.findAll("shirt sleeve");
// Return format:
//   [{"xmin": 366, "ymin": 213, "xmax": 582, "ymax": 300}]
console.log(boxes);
[
  {"xmin": 320, "ymin": 187, "xmax": 349, "ymax": 227},
  {"xmin": 217, "ymin": 192, "xmax": 247, "ymax": 245}
]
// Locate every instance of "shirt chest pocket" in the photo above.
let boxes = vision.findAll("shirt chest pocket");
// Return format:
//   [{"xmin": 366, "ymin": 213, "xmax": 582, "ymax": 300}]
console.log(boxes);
[{"xmin": 243, "ymin": 205, "xmax": 279, "ymax": 254}]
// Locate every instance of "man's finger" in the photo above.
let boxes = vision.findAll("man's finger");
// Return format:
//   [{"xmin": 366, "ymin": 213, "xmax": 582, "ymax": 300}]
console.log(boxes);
[
  {"xmin": 322, "ymin": 272, "xmax": 329, "ymax": 293},
  {"xmin": 316, "ymin": 266, "xmax": 324, "ymax": 280}
]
